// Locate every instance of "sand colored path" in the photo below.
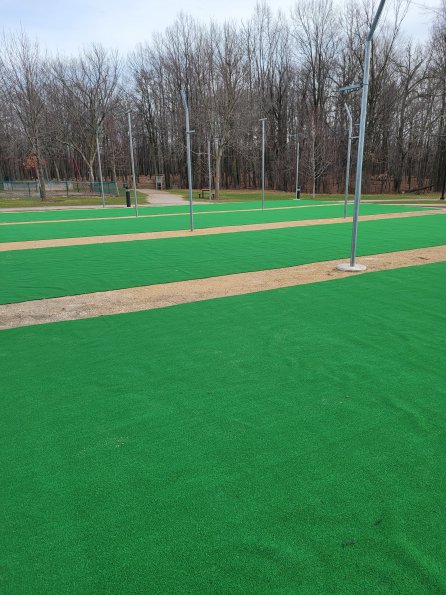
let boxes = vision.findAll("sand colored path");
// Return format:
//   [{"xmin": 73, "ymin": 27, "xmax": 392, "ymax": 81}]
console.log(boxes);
[
  {"xmin": 140, "ymin": 188, "xmax": 192, "ymax": 205},
  {"xmin": 2, "ymin": 244, "xmax": 446, "ymax": 329},
  {"xmin": 1, "ymin": 208, "xmax": 443, "ymax": 252}
]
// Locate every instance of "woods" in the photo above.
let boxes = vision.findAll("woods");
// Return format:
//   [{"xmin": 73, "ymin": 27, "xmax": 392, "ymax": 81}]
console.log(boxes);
[{"xmin": 0, "ymin": 0, "xmax": 445, "ymax": 196}]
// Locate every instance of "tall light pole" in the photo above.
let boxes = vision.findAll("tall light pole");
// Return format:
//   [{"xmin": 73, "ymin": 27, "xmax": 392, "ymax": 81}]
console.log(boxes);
[
  {"xmin": 260, "ymin": 117, "xmax": 267, "ymax": 210},
  {"xmin": 295, "ymin": 136, "xmax": 300, "ymax": 200},
  {"xmin": 441, "ymin": 167, "xmax": 446, "ymax": 201},
  {"xmin": 337, "ymin": 0, "xmax": 387, "ymax": 272},
  {"xmin": 180, "ymin": 88, "xmax": 194, "ymax": 231},
  {"xmin": 289, "ymin": 132, "xmax": 301, "ymax": 200},
  {"xmin": 343, "ymin": 103, "xmax": 354, "ymax": 219},
  {"xmin": 207, "ymin": 133, "xmax": 212, "ymax": 201},
  {"xmin": 127, "ymin": 111, "xmax": 139, "ymax": 218},
  {"xmin": 95, "ymin": 126, "xmax": 105, "ymax": 208}
]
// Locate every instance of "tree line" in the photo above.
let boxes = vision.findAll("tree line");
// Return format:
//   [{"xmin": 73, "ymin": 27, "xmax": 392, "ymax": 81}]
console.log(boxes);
[{"xmin": 0, "ymin": 0, "xmax": 445, "ymax": 199}]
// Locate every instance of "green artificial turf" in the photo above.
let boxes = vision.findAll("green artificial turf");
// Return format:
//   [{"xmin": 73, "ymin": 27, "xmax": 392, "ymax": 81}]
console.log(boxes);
[
  {"xmin": 0, "ymin": 200, "xmax": 329, "ymax": 224},
  {"xmin": 1, "ymin": 263, "xmax": 446, "ymax": 592},
  {"xmin": 0, "ymin": 204, "xmax": 434, "ymax": 242},
  {"xmin": 1, "ymin": 213, "xmax": 446, "ymax": 305}
]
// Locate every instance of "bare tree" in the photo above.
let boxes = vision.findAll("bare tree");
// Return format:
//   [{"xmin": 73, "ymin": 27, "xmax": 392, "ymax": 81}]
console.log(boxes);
[
  {"xmin": 0, "ymin": 31, "xmax": 48, "ymax": 198},
  {"xmin": 0, "ymin": 2, "xmax": 442, "ymax": 198},
  {"xmin": 52, "ymin": 45, "xmax": 121, "ymax": 182}
]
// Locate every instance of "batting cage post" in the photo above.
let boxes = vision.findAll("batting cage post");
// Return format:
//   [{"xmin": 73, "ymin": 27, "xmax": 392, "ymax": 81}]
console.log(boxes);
[
  {"xmin": 207, "ymin": 133, "xmax": 212, "ymax": 201},
  {"xmin": 127, "ymin": 111, "xmax": 139, "ymax": 218},
  {"xmin": 337, "ymin": 0, "xmax": 387, "ymax": 272},
  {"xmin": 96, "ymin": 126, "xmax": 105, "ymax": 208},
  {"xmin": 343, "ymin": 103, "xmax": 353, "ymax": 219},
  {"xmin": 180, "ymin": 88, "xmax": 194, "ymax": 231},
  {"xmin": 260, "ymin": 118, "xmax": 267, "ymax": 211}
]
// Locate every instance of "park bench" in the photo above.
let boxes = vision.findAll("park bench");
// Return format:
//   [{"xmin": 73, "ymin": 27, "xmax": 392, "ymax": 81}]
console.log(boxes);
[
  {"xmin": 198, "ymin": 188, "xmax": 215, "ymax": 199},
  {"xmin": 407, "ymin": 185, "xmax": 434, "ymax": 194}
]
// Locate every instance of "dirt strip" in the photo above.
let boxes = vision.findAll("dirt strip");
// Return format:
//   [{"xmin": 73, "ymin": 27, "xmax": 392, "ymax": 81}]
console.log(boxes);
[
  {"xmin": 1, "ymin": 209, "xmax": 444, "ymax": 252},
  {"xmin": 0, "ymin": 202, "xmax": 336, "ymax": 226},
  {"xmin": 2, "ymin": 245, "xmax": 446, "ymax": 330}
]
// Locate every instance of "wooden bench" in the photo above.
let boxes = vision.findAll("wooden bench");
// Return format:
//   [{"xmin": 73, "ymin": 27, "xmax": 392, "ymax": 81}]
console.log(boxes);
[
  {"xmin": 407, "ymin": 185, "xmax": 433, "ymax": 194},
  {"xmin": 198, "ymin": 188, "xmax": 215, "ymax": 199}
]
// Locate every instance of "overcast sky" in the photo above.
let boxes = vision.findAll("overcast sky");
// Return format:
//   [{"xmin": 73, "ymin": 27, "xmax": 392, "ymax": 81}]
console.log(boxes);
[{"xmin": 2, "ymin": 0, "xmax": 441, "ymax": 55}]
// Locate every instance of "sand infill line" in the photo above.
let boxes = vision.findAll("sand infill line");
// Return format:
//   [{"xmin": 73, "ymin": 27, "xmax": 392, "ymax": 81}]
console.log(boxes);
[
  {"xmin": 2, "ymin": 245, "xmax": 446, "ymax": 329},
  {"xmin": 1, "ymin": 209, "xmax": 443, "ymax": 252}
]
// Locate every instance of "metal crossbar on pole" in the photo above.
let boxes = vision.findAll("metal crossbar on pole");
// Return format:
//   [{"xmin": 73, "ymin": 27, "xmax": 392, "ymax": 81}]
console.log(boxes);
[
  {"xmin": 96, "ymin": 128, "xmax": 105, "ymax": 208},
  {"xmin": 343, "ymin": 103, "xmax": 353, "ymax": 219},
  {"xmin": 260, "ymin": 118, "xmax": 267, "ymax": 210},
  {"xmin": 181, "ymin": 89, "xmax": 194, "ymax": 231},
  {"xmin": 127, "ymin": 111, "xmax": 139, "ymax": 218},
  {"xmin": 337, "ymin": 0, "xmax": 386, "ymax": 272}
]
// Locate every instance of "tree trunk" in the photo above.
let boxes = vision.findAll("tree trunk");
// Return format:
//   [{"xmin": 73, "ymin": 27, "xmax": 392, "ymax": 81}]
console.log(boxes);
[
  {"xmin": 54, "ymin": 161, "xmax": 61, "ymax": 181},
  {"xmin": 36, "ymin": 159, "xmax": 46, "ymax": 200}
]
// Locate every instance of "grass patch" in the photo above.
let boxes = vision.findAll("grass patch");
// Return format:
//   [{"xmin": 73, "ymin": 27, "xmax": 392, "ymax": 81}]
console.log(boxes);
[
  {"xmin": 0, "ymin": 188, "xmax": 147, "ymax": 209},
  {"xmin": 171, "ymin": 188, "xmax": 444, "ymax": 203},
  {"xmin": 0, "ymin": 203, "xmax": 432, "ymax": 243},
  {"xmin": 0, "ymin": 200, "xmax": 329, "ymax": 224},
  {"xmin": 1, "ymin": 213, "xmax": 446, "ymax": 304},
  {"xmin": 170, "ymin": 189, "xmax": 297, "ymax": 201},
  {"xmin": 1, "ymin": 263, "xmax": 446, "ymax": 592}
]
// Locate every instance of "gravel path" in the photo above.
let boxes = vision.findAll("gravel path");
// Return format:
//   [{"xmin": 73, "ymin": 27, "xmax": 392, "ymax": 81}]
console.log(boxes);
[{"xmin": 140, "ymin": 188, "xmax": 199, "ymax": 205}]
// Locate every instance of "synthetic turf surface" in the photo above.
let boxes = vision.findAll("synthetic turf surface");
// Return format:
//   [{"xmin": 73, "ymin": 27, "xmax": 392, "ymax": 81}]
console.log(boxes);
[
  {"xmin": 1, "ymin": 263, "xmax": 446, "ymax": 592},
  {"xmin": 0, "ymin": 204, "xmax": 433, "ymax": 242},
  {"xmin": 0, "ymin": 200, "xmax": 328, "ymax": 223},
  {"xmin": 1, "ymin": 214, "xmax": 446, "ymax": 304}
]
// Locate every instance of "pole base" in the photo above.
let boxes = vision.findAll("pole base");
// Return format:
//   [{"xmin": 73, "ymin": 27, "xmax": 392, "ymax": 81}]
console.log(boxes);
[{"xmin": 337, "ymin": 262, "xmax": 367, "ymax": 272}]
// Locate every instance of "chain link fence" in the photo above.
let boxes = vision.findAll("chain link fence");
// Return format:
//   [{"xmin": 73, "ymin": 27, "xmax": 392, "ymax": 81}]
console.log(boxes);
[{"xmin": 0, "ymin": 180, "xmax": 119, "ymax": 199}]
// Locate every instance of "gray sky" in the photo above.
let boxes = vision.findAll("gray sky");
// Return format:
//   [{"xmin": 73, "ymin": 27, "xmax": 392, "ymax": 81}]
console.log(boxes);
[{"xmin": 2, "ymin": 0, "xmax": 441, "ymax": 54}]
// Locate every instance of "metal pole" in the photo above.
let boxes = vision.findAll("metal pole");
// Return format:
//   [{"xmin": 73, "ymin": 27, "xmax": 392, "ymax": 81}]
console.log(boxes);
[
  {"xmin": 207, "ymin": 134, "xmax": 212, "ymax": 200},
  {"xmin": 260, "ymin": 118, "xmax": 266, "ymax": 210},
  {"xmin": 441, "ymin": 166, "xmax": 446, "ymax": 200},
  {"xmin": 96, "ymin": 128, "xmax": 105, "ymax": 208},
  {"xmin": 295, "ymin": 139, "xmax": 300, "ymax": 200},
  {"xmin": 181, "ymin": 89, "xmax": 194, "ymax": 231},
  {"xmin": 344, "ymin": 103, "xmax": 353, "ymax": 219},
  {"xmin": 127, "ymin": 111, "xmax": 139, "ymax": 218},
  {"xmin": 337, "ymin": 0, "xmax": 386, "ymax": 272}
]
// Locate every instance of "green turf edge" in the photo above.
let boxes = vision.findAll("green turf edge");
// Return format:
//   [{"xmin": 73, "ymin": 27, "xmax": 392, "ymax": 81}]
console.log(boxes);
[
  {"xmin": 1, "ymin": 213, "xmax": 446, "ymax": 305},
  {"xmin": 0, "ymin": 204, "xmax": 435, "ymax": 242},
  {"xmin": 0, "ymin": 200, "xmax": 329, "ymax": 223},
  {"xmin": 1, "ymin": 262, "xmax": 446, "ymax": 592}
]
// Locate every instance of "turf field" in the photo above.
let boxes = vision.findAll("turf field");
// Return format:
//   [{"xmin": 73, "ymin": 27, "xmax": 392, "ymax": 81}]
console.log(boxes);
[
  {"xmin": 1, "ymin": 263, "xmax": 446, "ymax": 592},
  {"xmin": 1, "ymin": 213, "xmax": 445, "ymax": 304},
  {"xmin": 1, "ymin": 199, "xmax": 446, "ymax": 592},
  {"xmin": 0, "ymin": 199, "xmax": 325, "ymax": 223},
  {"xmin": 0, "ymin": 203, "xmax": 433, "ymax": 243}
]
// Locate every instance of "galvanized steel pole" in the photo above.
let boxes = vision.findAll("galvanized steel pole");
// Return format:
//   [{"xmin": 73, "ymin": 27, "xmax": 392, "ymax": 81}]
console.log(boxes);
[
  {"xmin": 344, "ymin": 103, "xmax": 353, "ymax": 219},
  {"xmin": 441, "ymin": 166, "xmax": 446, "ymax": 200},
  {"xmin": 207, "ymin": 134, "xmax": 212, "ymax": 200},
  {"xmin": 181, "ymin": 89, "xmax": 194, "ymax": 231},
  {"xmin": 260, "ymin": 118, "xmax": 267, "ymax": 210},
  {"xmin": 296, "ymin": 139, "xmax": 300, "ymax": 200},
  {"xmin": 127, "ymin": 111, "xmax": 139, "ymax": 218},
  {"xmin": 338, "ymin": 0, "xmax": 386, "ymax": 272},
  {"xmin": 96, "ymin": 127, "xmax": 105, "ymax": 208}
]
